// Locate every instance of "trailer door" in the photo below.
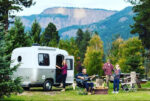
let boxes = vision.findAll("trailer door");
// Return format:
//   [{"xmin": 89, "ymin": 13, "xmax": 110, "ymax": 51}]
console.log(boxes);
[{"xmin": 65, "ymin": 56, "xmax": 74, "ymax": 84}]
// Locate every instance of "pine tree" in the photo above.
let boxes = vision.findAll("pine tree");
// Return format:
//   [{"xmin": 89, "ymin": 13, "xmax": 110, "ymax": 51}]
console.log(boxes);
[
  {"xmin": 76, "ymin": 28, "xmax": 84, "ymax": 46},
  {"xmin": 80, "ymin": 30, "xmax": 91, "ymax": 62},
  {"xmin": 127, "ymin": 0, "xmax": 150, "ymax": 49},
  {"xmin": 0, "ymin": 0, "xmax": 35, "ymax": 30},
  {"xmin": 5, "ymin": 17, "xmax": 32, "ymax": 57},
  {"xmin": 0, "ymin": 27, "xmax": 23, "ymax": 98},
  {"xmin": 75, "ymin": 29, "xmax": 91, "ymax": 62},
  {"xmin": 40, "ymin": 23, "xmax": 59, "ymax": 47},
  {"xmin": 84, "ymin": 34, "xmax": 104, "ymax": 76},
  {"xmin": 30, "ymin": 19, "xmax": 41, "ymax": 44}
]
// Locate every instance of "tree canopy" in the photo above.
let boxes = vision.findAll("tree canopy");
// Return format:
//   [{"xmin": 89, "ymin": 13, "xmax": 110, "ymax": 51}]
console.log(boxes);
[
  {"xmin": 5, "ymin": 17, "xmax": 31, "ymax": 57},
  {"xmin": 59, "ymin": 38, "xmax": 79, "ymax": 73},
  {"xmin": 127, "ymin": 0, "xmax": 150, "ymax": 49},
  {"xmin": 40, "ymin": 22, "xmax": 60, "ymax": 47},
  {"xmin": 30, "ymin": 19, "xmax": 41, "ymax": 44},
  {"xmin": 0, "ymin": 27, "xmax": 23, "ymax": 98},
  {"xmin": 75, "ymin": 29, "xmax": 91, "ymax": 62},
  {"xmin": 84, "ymin": 34, "xmax": 104, "ymax": 76},
  {"xmin": 108, "ymin": 36, "xmax": 145, "ymax": 75},
  {"xmin": 118, "ymin": 37, "xmax": 145, "ymax": 74},
  {"xmin": 108, "ymin": 37, "xmax": 124, "ymax": 65},
  {"xmin": 0, "ymin": 0, "xmax": 35, "ymax": 30}
]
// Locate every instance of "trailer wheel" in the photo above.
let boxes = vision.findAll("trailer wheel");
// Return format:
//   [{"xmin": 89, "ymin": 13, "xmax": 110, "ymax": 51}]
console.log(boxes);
[
  {"xmin": 43, "ymin": 80, "xmax": 53, "ymax": 91},
  {"xmin": 23, "ymin": 87, "xmax": 30, "ymax": 91}
]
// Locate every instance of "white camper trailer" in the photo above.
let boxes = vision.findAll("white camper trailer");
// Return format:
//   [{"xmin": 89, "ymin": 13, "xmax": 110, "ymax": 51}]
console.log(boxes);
[{"xmin": 11, "ymin": 46, "xmax": 74, "ymax": 91}]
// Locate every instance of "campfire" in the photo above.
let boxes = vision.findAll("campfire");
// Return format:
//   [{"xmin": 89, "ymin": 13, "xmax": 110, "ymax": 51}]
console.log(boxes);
[{"xmin": 94, "ymin": 79, "xmax": 108, "ymax": 94}]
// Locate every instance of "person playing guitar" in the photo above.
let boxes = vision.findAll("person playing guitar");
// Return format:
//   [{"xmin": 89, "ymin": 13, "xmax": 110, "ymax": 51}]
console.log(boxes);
[{"xmin": 77, "ymin": 68, "xmax": 96, "ymax": 95}]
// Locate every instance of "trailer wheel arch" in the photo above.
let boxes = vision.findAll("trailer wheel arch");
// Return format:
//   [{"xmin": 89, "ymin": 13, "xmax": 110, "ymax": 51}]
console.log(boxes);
[{"xmin": 45, "ymin": 78, "xmax": 54, "ymax": 84}]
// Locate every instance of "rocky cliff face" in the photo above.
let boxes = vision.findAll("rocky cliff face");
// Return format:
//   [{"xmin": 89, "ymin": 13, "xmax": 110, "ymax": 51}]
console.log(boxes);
[
  {"xmin": 59, "ymin": 7, "xmax": 135, "ymax": 50},
  {"xmin": 21, "ymin": 7, "xmax": 117, "ymax": 30}
]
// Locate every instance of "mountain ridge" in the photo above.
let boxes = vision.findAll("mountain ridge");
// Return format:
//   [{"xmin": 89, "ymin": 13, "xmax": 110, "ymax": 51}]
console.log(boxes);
[
  {"xmin": 21, "ymin": 7, "xmax": 117, "ymax": 30},
  {"xmin": 59, "ymin": 6, "xmax": 135, "ymax": 38}
]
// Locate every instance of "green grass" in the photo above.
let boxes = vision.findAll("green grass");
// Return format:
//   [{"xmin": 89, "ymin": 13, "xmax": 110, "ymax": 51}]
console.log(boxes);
[
  {"xmin": 2, "ymin": 82, "xmax": 150, "ymax": 101},
  {"xmin": 141, "ymin": 81, "xmax": 150, "ymax": 88}
]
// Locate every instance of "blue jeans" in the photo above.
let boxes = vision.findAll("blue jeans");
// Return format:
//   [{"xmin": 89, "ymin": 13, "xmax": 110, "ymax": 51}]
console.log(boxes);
[
  {"xmin": 113, "ymin": 78, "xmax": 119, "ymax": 91},
  {"xmin": 83, "ymin": 82, "xmax": 94, "ymax": 91}
]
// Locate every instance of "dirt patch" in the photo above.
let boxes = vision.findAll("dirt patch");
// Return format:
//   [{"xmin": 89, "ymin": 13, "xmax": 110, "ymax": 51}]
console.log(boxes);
[
  {"xmin": 18, "ymin": 89, "xmax": 62, "ymax": 96},
  {"xmin": 18, "ymin": 91, "xmax": 33, "ymax": 96},
  {"xmin": 43, "ymin": 91, "xmax": 61, "ymax": 96}
]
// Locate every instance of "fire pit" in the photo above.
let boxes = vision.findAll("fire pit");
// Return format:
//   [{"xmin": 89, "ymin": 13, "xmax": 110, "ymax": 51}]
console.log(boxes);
[{"xmin": 94, "ymin": 87, "xmax": 108, "ymax": 95}]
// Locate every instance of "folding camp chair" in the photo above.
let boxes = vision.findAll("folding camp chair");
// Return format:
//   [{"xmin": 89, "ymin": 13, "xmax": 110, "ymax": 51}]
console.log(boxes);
[
  {"xmin": 75, "ymin": 77, "xmax": 88, "ymax": 95},
  {"xmin": 121, "ymin": 72, "xmax": 137, "ymax": 91}
]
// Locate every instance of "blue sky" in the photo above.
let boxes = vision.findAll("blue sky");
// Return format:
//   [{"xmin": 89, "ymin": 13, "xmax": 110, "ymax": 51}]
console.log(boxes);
[{"xmin": 17, "ymin": 0, "xmax": 132, "ymax": 16}]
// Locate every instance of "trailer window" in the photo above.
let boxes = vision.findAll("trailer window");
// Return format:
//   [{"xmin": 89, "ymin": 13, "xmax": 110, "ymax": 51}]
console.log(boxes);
[
  {"xmin": 38, "ymin": 53, "xmax": 50, "ymax": 66},
  {"xmin": 17, "ymin": 56, "xmax": 22, "ymax": 62},
  {"xmin": 66, "ymin": 59, "xmax": 73, "ymax": 70}
]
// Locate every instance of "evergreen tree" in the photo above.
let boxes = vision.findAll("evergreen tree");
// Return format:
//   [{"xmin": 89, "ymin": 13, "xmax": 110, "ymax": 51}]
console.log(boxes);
[
  {"xmin": 75, "ymin": 29, "xmax": 91, "ymax": 62},
  {"xmin": 5, "ymin": 17, "xmax": 31, "ymax": 57},
  {"xmin": 30, "ymin": 19, "xmax": 41, "ymax": 44},
  {"xmin": 0, "ymin": 0, "xmax": 35, "ymax": 30},
  {"xmin": 40, "ymin": 23, "xmax": 59, "ymax": 47},
  {"xmin": 80, "ymin": 30, "xmax": 91, "ymax": 62},
  {"xmin": 76, "ymin": 29, "xmax": 84, "ymax": 62},
  {"xmin": 0, "ymin": 28, "xmax": 23, "ymax": 98},
  {"xmin": 84, "ymin": 34, "xmax": 104, "ymax": 76},
  {"xmin": 127, "ymin": 0, "xmax": 150, "ymax": 49},
  {"xmin": 76, "ymin": 28, "xmax": 84, "ymax": 46}
]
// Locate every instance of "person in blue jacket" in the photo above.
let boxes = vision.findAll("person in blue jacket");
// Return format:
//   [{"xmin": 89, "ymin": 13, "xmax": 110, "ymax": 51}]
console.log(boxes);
[
  {"xmin": 113, "ymin": 64, "xmax": 121, "ymax": 94},
  {"xmin": 76, "ymin": 68, "xmax": 94, "ymax": 95}
]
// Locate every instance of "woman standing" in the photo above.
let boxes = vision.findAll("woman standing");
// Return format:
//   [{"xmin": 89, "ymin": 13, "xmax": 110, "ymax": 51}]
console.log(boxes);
[
  {"xmin": 56, "ymin": 60, "xmax": 68, "ymax": 91},
  {"xmin": 113, "ymin": 64, "xmax": 121, "ymax": 94}
]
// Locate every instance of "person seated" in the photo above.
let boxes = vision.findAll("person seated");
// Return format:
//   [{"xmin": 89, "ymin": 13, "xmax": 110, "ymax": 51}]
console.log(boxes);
[{"xmin": 77, "ymin": 68, "xmax": 95, "ymax": 95}]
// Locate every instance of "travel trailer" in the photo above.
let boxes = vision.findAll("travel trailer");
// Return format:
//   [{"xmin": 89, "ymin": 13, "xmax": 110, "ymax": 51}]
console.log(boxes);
[{"xmin": 11, "ymin": 45, "xmax": 74, "ymax": 91}]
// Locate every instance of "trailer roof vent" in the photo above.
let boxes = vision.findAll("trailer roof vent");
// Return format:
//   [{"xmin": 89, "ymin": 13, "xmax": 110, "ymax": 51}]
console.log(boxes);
[{"xmin": 32, "ymin": 43, "xmax": 40, "ymax": 46}]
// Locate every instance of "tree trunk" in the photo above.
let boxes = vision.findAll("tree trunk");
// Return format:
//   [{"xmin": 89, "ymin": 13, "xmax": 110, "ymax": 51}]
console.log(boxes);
[{"xmin": 4, "ymin": 15, "xmax": 8, "ymax": 31}]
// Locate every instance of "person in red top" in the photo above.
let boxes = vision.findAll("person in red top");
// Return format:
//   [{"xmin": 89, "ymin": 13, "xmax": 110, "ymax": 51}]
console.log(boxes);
[
  {"xmin": 56, "ymin": 60, "xmax": 68, "ymax": 91},
  {"xmin": 103, "ymin": 59, "xmax": 114, "ymax": 88}
]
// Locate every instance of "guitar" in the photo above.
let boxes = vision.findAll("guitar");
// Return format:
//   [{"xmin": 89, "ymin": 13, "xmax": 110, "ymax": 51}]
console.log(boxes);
[{"xmin": 76, "ymin": 74, "xmax": 98, "ymax": 84}]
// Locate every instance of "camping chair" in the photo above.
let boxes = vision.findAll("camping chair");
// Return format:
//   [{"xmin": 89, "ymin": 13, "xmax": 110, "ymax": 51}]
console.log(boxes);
[
  {"xmin": 75, "ymin": 74, "xmax": 87, "ymax": 95},
  {"xmin": 121, "ymin": 72, "xmax": 137, "ymax": 91}
]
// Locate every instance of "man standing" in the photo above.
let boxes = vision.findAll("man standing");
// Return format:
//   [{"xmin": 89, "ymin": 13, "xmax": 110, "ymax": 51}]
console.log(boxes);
[{"xmin": 103, "ymin": 59, "xmax": 114, "ymax": 88}]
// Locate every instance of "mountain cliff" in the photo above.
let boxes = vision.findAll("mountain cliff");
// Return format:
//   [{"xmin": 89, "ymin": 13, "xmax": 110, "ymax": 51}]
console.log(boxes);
[
  {"xmin": 60, "ymin": 7, "xmax": 135, "ymax": 40},
  {"xmin": 21, "ymin": 7, "xmax": 116, "ymax": 30}
]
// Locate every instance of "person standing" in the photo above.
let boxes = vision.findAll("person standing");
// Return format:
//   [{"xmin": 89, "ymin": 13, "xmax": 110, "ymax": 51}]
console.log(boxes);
[
  {"xmin": 113, "ymin": 64, "xmax": 121, "ymax": 94},
  {"xmin": 102, "ymin": 59, "xmax": 114, "ymax": 88},
  {"xmin": 56, "ymin": 60, "xmax": 68, "ymax": 91}
]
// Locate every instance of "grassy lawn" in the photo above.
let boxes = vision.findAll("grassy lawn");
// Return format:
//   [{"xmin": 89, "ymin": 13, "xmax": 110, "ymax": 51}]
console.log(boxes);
[{"xmin": 2, "ymin": 82, "xmax": 150, "ymax": 101}]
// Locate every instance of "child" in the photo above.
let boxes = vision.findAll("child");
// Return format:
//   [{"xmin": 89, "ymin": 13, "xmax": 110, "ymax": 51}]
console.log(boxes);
[{"xmin": 113, "ymin": 64, "xmax": 121, "ymax": 94}]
